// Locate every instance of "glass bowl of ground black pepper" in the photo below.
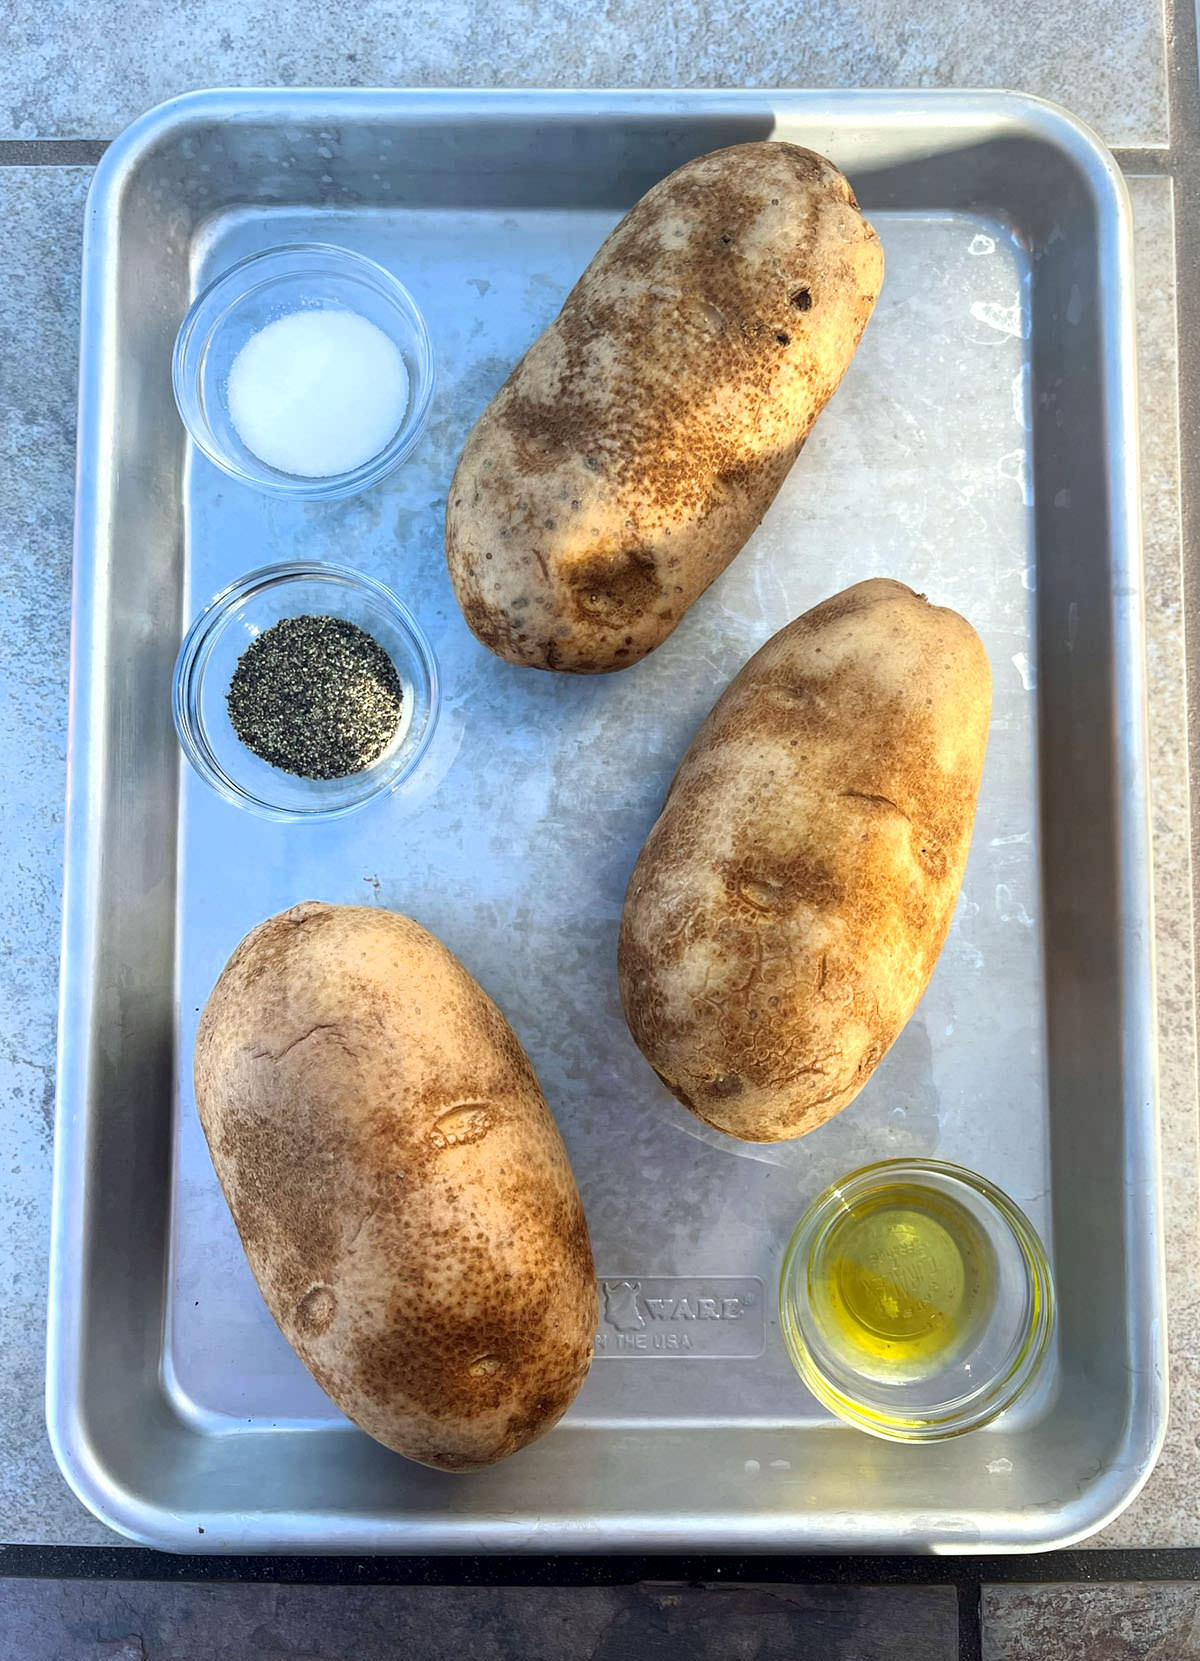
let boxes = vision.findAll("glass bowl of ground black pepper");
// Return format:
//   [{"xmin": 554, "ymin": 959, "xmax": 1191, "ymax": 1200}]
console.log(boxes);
[{"xmin": 173, "ymin": 562, "xmax": 439, "ymax": 819}]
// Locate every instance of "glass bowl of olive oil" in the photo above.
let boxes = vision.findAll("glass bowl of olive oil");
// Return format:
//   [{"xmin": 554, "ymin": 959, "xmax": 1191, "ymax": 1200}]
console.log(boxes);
[{"xmin": 779, "ymin": 1160, "xmax": 1054, "ymax": 1441}]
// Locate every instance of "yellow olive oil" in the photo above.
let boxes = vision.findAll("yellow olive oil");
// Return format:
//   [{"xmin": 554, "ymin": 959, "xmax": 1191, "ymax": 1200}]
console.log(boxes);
[{"xmin": 810, "ymin": 1186, "xmax": 996, "ymax": 1383}]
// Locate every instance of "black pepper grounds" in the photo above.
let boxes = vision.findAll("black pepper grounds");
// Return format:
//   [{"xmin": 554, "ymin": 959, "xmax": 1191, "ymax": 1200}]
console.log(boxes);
[{"xmin": 227, "ymin": 614, "xmax": 404, "ymax": 779}]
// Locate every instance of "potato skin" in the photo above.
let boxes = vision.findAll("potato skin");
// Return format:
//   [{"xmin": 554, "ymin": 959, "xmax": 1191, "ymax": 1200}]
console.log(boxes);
[
  {"xmin": 194, "ymin": 902, "xmax": 596, "ymax": 1471},
  {"xmin": 446, "ymin": 141, "xmax": 883, "ymax": 673},
  {"xmin": 618, "ymin": 581, "xmax": 992, "ymax": 1142}
]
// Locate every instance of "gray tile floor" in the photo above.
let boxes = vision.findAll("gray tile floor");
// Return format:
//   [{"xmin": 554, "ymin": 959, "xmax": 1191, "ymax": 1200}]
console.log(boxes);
[
  {"xmin": 0, "ymin": 1578, "xmax": 960, "ymax": 1660},
  {"xmin": 1, "ymin": 0, "xmax": 1199, "ymax": 1655},
  {"xmin": 0, "ymin": 0, "xmax": 1169, "ymax": 147},
  {"xmin": 0, "ymin": 167, "xmax": 93, "ymax": 1544},
  {"xmin": 0, "ymin": 0, "xmax": 1194, "ymax": 1575},
  {"xmin": 983, "ymin": 1581, "xmax": 1200, "ymax": 1659}
]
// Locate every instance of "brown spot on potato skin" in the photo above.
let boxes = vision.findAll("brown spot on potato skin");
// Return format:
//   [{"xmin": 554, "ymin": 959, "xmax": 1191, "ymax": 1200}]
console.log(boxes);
[
  {"xmin": 571, "ymin": 544, "xmax": 662, "ymax": 625},
  {"xmin": 446, "ymin": 141, "xmax": 883, "ymax": 673},
  {"xmin": 194, "ymin": 903, "xmax": 597, "ymax": 1471},
  {"xmin": 296, "ymin": 1284, "xmax": 337, "ymax": 1334},
  {"xmin": 618, "ymin": 580, "xmax": 992, "ymax": 1142}
]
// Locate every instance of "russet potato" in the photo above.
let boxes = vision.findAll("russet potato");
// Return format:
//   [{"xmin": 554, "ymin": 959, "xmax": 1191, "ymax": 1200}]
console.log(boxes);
[
  {"xmin": 618, "ymin": 580, "xmax": 992, "ymax": 1141},
  {"xmin": 447, "ymin": 142, "xmax": 883, "ymax": 672},
  {"xmin": 194, "ymin": 902, "xmax": 596, "ymax": 1470}
]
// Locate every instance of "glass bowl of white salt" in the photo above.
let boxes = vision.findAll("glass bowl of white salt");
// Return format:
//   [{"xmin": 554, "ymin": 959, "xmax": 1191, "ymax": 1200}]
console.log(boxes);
[{"xmin": 172, "ymin": 243, "xmax": 435, "ymax": 500}]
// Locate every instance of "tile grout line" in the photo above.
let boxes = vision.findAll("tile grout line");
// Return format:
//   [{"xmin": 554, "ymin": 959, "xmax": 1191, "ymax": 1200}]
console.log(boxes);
[
  {"xmin": 4, "ymin": 1544, "xmax": 1200, "ymax": 1581},
  {"xmin": 958, "ymin": 1577, "xmax": 983, "ymax": 1661},
  {"xmin": 0, "ymin": 138, "xmax": 1175, "ymax": 172}
]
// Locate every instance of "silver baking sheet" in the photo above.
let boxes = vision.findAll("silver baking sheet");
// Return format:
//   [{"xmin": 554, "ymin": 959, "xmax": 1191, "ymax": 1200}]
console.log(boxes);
[{"xmin": 49, "ymin": 89, "xmax": 1163, "ymax": 1552}]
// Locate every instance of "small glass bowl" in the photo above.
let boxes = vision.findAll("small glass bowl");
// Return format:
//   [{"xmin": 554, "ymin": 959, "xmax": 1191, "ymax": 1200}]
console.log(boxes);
[
  {"xmin": 173, "ymin": 562, "xmax": 439, "ymax": 820},
  {"xmin": 172, "ymin": 243, "xmax": 435, "ymax": 500},
  {"xmin": 779, "ymin": 1159, "xmax": 1054, "ymax": 1442}
]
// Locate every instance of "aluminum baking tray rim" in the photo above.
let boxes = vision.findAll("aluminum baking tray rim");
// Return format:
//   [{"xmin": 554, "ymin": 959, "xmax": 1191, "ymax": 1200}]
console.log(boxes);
[{"xmin": 47, "ymin": 86, "xmax": 1164, "ymax": 1554}]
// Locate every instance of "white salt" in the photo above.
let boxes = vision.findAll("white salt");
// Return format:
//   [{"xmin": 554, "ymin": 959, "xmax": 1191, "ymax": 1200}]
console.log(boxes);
[{"xmin": 227, "ymin": 308, "xmax": 410, "ymax": 479}]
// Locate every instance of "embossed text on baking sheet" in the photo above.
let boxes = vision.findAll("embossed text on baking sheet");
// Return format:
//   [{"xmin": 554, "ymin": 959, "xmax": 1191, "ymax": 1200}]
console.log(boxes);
[{"xmin": 593, "ymin": 1277, "xmax": 765, "ymax": 1359}]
